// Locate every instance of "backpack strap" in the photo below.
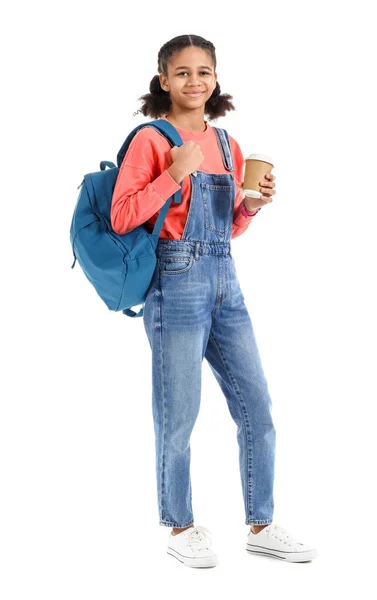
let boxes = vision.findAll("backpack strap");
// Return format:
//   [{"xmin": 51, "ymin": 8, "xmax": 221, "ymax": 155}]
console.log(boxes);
[
  {"xmin": 116, "ymin": 120, "xmax": 184, "ymax": 205},
  {"xmin": 116, "ymin": 120, "xmax": 186, "ymax": 240}
]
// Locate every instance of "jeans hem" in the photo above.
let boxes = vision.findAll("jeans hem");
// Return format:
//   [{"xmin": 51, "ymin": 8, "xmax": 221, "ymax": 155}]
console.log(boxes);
[
  {"xmin": 245, "ymin": 519, "xmax": 273, "ymax": 525},
  {"xmin": 160, "ymin": 519, "xmax": 195, "ymax": 528}
]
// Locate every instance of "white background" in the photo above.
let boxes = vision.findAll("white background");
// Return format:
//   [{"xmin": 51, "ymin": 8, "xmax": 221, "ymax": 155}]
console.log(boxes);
[{"xmin": 1, "ymin": 0, "xmax": 376, "ymax": 597}]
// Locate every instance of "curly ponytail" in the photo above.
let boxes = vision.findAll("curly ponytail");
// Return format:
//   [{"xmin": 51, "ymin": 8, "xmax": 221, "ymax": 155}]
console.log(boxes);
[{"xmin": 133, "ymin": 34, "xmax": 236, "ymax": 121}]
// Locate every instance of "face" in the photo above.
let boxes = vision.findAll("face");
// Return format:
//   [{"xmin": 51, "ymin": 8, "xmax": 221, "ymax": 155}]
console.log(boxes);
[{"xmin": 159, "ymin": 46, "xmax": 217, "ymax": 110}]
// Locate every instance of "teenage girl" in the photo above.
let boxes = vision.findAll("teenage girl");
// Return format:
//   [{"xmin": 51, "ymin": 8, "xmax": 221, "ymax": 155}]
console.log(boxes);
[{"xmin": 111, "ymin": 34, "xmax": 318, "ymax": 568}]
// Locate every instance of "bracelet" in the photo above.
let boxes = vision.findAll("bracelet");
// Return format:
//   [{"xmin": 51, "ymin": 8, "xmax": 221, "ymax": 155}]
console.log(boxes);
[{"xmin": 240, "ymin": 200, "xmax": 261, "ymax": 217}]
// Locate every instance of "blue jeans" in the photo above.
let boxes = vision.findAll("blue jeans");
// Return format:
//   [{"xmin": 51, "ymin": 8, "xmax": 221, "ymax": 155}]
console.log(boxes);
[{"xmin": 143, "ymin": 240, "xmax": 276, "ymax": 527}]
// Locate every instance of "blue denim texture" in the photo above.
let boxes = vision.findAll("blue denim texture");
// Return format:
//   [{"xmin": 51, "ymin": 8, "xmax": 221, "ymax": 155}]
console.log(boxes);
[{"xmin": 143, "ymin": 128, "xmax": 276, "ymax": 527}]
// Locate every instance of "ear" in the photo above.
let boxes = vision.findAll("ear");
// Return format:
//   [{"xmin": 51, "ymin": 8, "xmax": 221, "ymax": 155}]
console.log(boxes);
[
  {"xmin": 159, "ymin": 73, "xmax": 169, "ymax": 92},
  {"xmin": 213, "ymin": 72, "xmax": 218, "ymax": 90}
]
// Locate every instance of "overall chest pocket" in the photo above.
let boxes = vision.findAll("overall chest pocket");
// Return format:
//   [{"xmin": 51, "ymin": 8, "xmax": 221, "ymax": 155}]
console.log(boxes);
[
  {"xmin": 158, "ymin": 252, "xmax": 195, "ymax": 275},
  {"xmin": 200, "ymin": 183, "xmax": 234, "ymax": 236}
]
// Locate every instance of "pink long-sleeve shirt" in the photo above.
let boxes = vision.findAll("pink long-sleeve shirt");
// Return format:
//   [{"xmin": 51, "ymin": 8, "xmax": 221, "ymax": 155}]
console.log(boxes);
[{"xmin": 111, "ymin": 116, "xmax": 260, "ymax": 239}]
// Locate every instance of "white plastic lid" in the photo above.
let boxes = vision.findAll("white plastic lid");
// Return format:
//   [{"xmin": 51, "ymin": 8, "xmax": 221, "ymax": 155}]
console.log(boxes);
[
  {"xmin": 243, "ymin": 189, "xmax": 262, "ymax": 198},
  {"xmin": 245, "ymin": 153, "xmax": 274, "ymax": 165}
]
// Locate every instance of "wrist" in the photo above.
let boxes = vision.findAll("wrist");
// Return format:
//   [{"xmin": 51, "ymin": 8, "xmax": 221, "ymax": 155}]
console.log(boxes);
[
  {"xmin": 168, "ymin": 164, "xmax": 186, "ymax": 184},
  {"xmin": 241, "ymin": 199, "xmax": 261, "ymax": 217}
]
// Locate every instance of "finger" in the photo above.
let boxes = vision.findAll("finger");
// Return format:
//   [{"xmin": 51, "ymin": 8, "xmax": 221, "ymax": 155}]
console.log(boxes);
[{"xmin": 260, "ymin": 177, "xmax": 275, "ymax": 186}]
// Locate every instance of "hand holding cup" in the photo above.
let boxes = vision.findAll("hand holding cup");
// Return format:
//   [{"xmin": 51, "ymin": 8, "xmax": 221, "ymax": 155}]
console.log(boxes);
[{"xmin": 242, "ymin": 153, "xmax": 276, "ymax": 212}]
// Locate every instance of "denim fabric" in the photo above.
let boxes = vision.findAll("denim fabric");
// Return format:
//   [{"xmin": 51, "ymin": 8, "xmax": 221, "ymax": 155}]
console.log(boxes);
[{"xmin": 143, "ymin": 128, "xmax": 276, "ymax": 527}]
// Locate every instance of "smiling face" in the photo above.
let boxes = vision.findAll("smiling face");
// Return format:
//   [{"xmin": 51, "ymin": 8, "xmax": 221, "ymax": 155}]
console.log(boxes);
[{"xmin": 159, "ymin": 46, "xmax": 217, "ymax": 111}]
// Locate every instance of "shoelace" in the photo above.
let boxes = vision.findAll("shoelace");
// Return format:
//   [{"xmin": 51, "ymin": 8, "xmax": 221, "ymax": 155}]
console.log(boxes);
[
  {"xmin": 187, "ymin": 525, "xmax": 213, "ymax": 550},
  {"xmin": 264, "ymin": 524, "xmax": 299, "ymax": 546}
]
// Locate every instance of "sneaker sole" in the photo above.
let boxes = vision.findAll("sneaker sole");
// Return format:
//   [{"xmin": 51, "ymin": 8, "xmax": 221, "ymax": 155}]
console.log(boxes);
[
  {"xmin": 167, "ymin": 547, "xmax": 218, "ymax": 568},
  {"xmin": 246, "ymin": 544, "xmax": 318, "ymax": 562}
]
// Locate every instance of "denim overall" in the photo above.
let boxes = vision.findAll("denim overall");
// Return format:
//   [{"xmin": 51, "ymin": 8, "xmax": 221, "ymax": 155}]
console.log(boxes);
[{"xmin": 143, "ymin": 127, "xmax": 276, "ymax": 527}]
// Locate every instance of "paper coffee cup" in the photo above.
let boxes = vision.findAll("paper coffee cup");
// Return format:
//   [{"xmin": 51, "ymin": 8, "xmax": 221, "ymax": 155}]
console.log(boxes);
[{"xmin": 243, "ymin": 153, "xmax": 274, "ymax": 198}]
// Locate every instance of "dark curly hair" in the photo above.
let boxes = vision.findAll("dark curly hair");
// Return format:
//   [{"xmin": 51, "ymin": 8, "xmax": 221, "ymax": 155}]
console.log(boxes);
[{"xmin": 133, "ymin": 34, "xmax": 236, "ymax": 121}]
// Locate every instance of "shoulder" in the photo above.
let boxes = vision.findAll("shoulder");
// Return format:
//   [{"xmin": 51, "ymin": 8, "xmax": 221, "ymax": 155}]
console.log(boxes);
[
  {"xmin": 122, "ymin": 125, "xmax": 171, "ymax": 167},
  {"xmin": 227, "ymin": 133, "xmax": 243, "ymax": 159},
  {"xmin": 216, "ymin": 131, "xmax": 245, "ymax": 183},
  {"xmin": 131, "ymin": 125, "xmax": 171, "ymax": 148},
  {"xmin": 210, "ymin": 126, "xmax": 244, "ymax": 160}
]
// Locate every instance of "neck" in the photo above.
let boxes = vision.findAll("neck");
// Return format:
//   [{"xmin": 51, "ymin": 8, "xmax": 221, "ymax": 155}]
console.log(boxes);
[{"xmin": 164, "ymin": 110, "xmax": 207, "ymax": 133}]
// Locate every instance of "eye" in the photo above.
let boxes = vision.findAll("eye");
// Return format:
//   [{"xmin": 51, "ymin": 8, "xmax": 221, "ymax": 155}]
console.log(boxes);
[{"xmin": 177, "ymin": 71, "xmax": 211, "ymax": 76}]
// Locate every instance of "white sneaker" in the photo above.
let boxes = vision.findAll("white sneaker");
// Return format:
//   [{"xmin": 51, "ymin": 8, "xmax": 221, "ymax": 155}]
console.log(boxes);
[
  {"xmin": 246, "ymin": 523, "xmax": 319, "ymax": 562},
  {"xmin": 167, "ymin": 525, "xmax": 218, "ymax": 568}
]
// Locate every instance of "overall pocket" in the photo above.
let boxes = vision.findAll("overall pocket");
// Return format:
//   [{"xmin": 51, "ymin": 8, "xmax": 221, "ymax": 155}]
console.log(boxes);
[
  {"xmin": 200, "ymin": 183, "xmax": 234, "ymax": 236},
  {"xmin": 158, "ymin": 252, "xmax": 195, "ymax": 275}
]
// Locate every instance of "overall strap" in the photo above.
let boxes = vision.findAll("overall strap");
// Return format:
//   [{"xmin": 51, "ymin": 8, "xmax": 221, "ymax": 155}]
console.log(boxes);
[{"xmin": 212, "ymin": 127, "xmax": 234, "ymax": 172}]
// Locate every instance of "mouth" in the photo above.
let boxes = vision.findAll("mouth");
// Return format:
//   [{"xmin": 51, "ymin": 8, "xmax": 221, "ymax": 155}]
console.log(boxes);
[{"xmin": 184, "ymin": 92, "xmax": 204, "ymax": 98}]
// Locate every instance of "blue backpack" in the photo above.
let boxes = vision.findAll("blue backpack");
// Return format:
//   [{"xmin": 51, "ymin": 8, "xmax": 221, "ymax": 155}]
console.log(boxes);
[{"xmin": 69, "ymin": 119, "xmax": 184, "ymax": 317}]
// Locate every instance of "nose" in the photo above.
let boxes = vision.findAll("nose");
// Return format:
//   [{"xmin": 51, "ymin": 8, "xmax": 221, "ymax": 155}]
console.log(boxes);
[{"xmin": 187, "ymin": 73, "xmax": 201, "ymax": 86}]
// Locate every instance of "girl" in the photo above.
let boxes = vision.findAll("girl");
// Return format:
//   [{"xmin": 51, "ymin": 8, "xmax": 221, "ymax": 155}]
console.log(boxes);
[{"xmin": 111, "ymin": 34, "xmax": 318, "ymax": 568}]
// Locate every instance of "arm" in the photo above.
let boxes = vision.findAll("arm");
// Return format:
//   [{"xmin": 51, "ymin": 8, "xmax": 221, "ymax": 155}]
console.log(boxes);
[
  {"xmin": 230, "ymin": 137, "xmax": 261, "ymax": 239},
  {"xmin": 110, "ymin": 129, "xmax": 181, "ymax": 235}
]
